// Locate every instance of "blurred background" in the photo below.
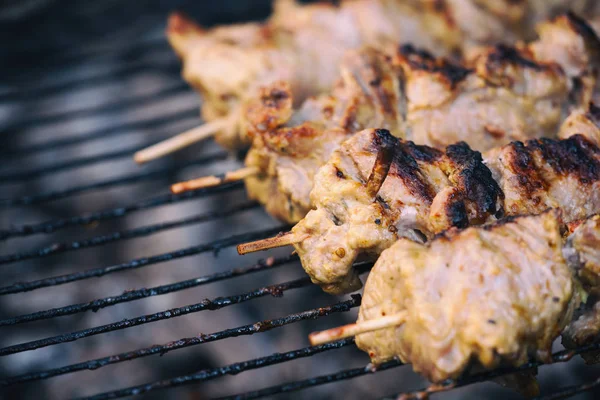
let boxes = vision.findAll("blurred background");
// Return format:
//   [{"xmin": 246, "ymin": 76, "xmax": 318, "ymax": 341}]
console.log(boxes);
[{"xmin": 1, "ymin": 1, "xmax": 600, "ymax": 399}]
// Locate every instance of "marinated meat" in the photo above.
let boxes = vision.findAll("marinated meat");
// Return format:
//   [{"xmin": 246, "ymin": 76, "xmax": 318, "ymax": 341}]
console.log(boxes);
[{"xmin": 355, "ymin": 211, "xmax": 575, "ymax": 382}]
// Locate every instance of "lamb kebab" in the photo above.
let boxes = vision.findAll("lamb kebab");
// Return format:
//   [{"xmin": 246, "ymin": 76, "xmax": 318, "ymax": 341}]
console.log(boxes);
[
  {"xmin": 133, "ymin": 1, "xmax": 600, "ymax": 163},
  {"xmin": 308, "ymin": 210, "xmax": 593, "ymax": 388},
  {"xmin": 238, "ymin": 125, "xmax": 600, "ymax": 294},
  {"xmin": 171, "ymin": 13, "xmax": 600, "ymax": 225}
]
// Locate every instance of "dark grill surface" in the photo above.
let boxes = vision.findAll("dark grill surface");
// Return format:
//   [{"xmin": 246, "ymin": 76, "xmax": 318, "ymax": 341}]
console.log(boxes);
[{"xmin": 1, "ymin": 2, "xmax": 600, "ymax": 399}]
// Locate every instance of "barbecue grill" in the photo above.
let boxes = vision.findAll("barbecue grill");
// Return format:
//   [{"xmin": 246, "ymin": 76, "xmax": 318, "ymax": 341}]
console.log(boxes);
[{"xmin": 1, "ymin": 1, "xmax": 600, "ymax": 399}]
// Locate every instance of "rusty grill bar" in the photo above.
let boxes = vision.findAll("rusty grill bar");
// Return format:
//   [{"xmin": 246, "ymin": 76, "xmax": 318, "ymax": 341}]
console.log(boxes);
[{"xmin": 1, "ymin": 6, "xmax": 599, "ymax": 400}]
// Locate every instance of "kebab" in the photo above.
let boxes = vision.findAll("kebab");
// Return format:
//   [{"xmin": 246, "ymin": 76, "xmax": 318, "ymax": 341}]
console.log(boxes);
[
  {"xmin": 238, "ymin": 123, "xmax": 600, "ymax": 294},
  {"xmin": 133, "ymin": 1, "xmax": 600, "ymax": 163},
  {"xmin": 171, "ymin": 14, "xmax": 600, "ymax": 225},
  {"xmin": 308, "ymin": 210, "xmax": 593, "ymax": 388}
]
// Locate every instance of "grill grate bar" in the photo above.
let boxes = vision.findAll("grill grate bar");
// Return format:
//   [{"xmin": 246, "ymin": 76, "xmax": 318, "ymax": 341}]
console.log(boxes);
[
  {"xmin": 77, "ymin": 338, "xmax": 356, "ymax": 400},
  {"xmin": 0, "ymin": 254, "xmax": 295, "ymax": 326},
  {"xmin": 1, "ymin": 107, "xmax": 198, "ymax": 158},
  {"xmin": 0, "ymin": 269, "xmax": 313, "ymax": 356},
  {"xmin": 389, "ymin": 343, "xmax": 600, "ymax": 400},
  {"xmin": 0, "ymin": 263, "xmax": 373, "ymax": 356},
  {"xmin": 1, "ymin": 60, "xmax": 179, "ymax": 104},
  {"xmin": 0, "ymin": 225, "xmax": 288, "ymax": 296},
  {"xmin": 3, "ymin": 82, "xmax": 187, "ymax": 133},
  {"xmin": 0, "ymin": 200, "xmax": 257, "ymax": 265},
  {"xmin": 0, "ymin": 152, "xmax": 228, "ymax": 207},
  {"xmin": 217, "ymin": 359, "xmax": 403, "ymax": 400},
  {"xmin": 1, "ymin": 37, "xmax": 169, "ymax": 90},
  {"xmin": 0, "ymin": 181, "xmax": 244, "ymax": 241},
  {"xmin": 0, "ymin": 144, "xmax": 153, "ymax": 182},
  {"xmin": 533, "ymin": 376, "xmax": 600, "ymax": 400},
  {"xmin": 0, "ymin": 296, "xmax": 359, "ymax": 387}
]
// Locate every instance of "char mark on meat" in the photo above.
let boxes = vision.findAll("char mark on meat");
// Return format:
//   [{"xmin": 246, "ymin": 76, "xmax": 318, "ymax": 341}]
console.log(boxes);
[
  {"xmin": 530, "ymin": 135, "xmax": 600, "ymax": 183},
  {"xmin": 398, "ymin": 44, "xmax": 472, "ymax": 88}
]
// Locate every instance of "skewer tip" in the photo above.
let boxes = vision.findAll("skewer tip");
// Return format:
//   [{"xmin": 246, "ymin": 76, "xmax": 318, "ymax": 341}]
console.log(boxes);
[
  {"xmin": 170, "ymin": 166, "xmax": 260, "ymax": 194},
  {"xmin": 237, "ymin": 231, "xmax": 303, "ymax": 255},
  {"xmin": 132, "ymin": 118, "xmax": 230, "ymax": 164},
  {"xmin": 309, "ymin": 311, "xmax": 408, "ymax": 346}
]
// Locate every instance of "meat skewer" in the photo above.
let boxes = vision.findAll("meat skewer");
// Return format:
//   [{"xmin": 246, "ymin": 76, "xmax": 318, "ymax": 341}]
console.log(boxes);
[
  {"xmin": 238, "ymin": 118, "xmax": 600, "ymax": 294},
  {"xmin": 309, "ymin": 210, "xmax": 595, "ymax": 387},
  {"xmin": 171, "ymin": 13, "xmax": 600, "ymax": 225},
  {"xmin": 134, "ymin": 2, "xmax": 600, "ymax": 163}
]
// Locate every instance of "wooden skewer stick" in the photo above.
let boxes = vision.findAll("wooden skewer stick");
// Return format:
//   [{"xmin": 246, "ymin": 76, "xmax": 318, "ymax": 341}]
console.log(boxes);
[
  {"xmin": 309, "ymin": 311, "xmax": 408, "ymax": 346},
  {"xmin": 134, "ymin": 117, "xmax": 233, "ymax": 164},
  {"xmin": 366, "ymin": 129, "xmax": 396, "ymax": 200},
  {"xmin": 237, "ymin": 231, "xmax": 306, "ymax": 255},
  {"xmin": 171, "ymin": 166, "xmax": 260, "ymax": 194}
]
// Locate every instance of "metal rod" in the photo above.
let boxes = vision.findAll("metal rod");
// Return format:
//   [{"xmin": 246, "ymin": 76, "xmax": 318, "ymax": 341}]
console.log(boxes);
[
  {"xmin": 0, "ymin": 37, "xmax": 168, "ymax": 91},
  {"xmin": 0, "ymin": 271, "xmax": 310, "ymax": 356},
  {"xmin": 391, "ymin": 342, "xmax": 600, "ymax": 400},
  {"xmin": 217, "ymin": 359, "xmax": 403, "ymax": 400},
  {"xmin": 0, "ymin": 60, "xmax": 178, "ymax": 105},
  {"xmin": 0, "ymin": 254, "xmax": 296, "ymax": 326},
  {"xmin": 0, "ymin": 200, "xmax": 257, "ymax": 264},
  {"xmin": 0, "ymin": 144, "xmax": 149, "ymax": 182},
  {"xmin": 0, "ymin": 181, "xmax": 244, "ymax": 241},
  {"xmin": 2, "ymin": 82, "xmax": 187, "ymax": 133},
  {"xmin": 1, "ymin": 297, "xmax": 359, "ymax": 386},
  {"xmin": 532, "ymin": 377, "xmax": 600, "ymax": 400},
  {"xmin": 0, "ymin": 152, "xmax": 227, "ymax": 207},
  {"xmin": 1, "ymin": 108, "xmax": 198, "ymax": 158},
  {"xmin": 76, "ymin": 339, "xmax": 356, "ymax": 400},
  {"xmin": 0, "ymin": 225, "xmax": 289, "ymax": 296}
]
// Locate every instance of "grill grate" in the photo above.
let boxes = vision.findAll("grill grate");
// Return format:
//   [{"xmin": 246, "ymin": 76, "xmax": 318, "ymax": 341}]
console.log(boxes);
[{"xmin": 1, "ymin": 4, "xmax": 600, "ymax": 400}]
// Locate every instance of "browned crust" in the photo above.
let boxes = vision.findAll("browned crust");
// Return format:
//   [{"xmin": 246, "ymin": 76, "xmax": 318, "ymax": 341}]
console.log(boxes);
[
  {"xmin": 485, "ymin": 44, "xmax": 546, "ymax": 71},
  {"xmin": 341, "ymin": 47, "xmax": 400, "ymax": 128},
  {"xmin": 528, "ymin": 135, "xmax": 600, "ymax": 184},
  {"xmin": 505, "ymin": 140, "xmax": 550, "ymax": 200},
  {"xmin": 397, "ymin": 44, "xmax": 472, "ymax": 89},
  {"xmin": 167, "ymin": 12, "xmax": 204, "ymax": 36},
  {"xmin": 444, "ymin": 142, "xmax": 504, "ymax": 224},
  {"xmin": 369, "ymin": 129, "xmax": 440, "ymax": 204},
  {"xmin": 245, "ymin": 81, "xmax": 294, "ymax": 139}
]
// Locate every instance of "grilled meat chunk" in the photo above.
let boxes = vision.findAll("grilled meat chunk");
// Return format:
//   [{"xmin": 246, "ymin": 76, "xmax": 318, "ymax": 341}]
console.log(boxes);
[
  {"xmin": 291, "ymin": 129, "xmax": 600, "ymax": 294},
  {"xmin": 402, "ymin": 43, "xmax": 567, "ymax": 149},
  {"xmin": 355, "ymin": 211, "xmax": 574, "ymax": 383}
]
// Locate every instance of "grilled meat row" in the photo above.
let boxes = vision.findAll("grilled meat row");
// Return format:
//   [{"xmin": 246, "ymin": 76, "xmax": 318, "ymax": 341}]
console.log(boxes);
[
  {"xmin": 168, "ymin": 1, "xmax": 600, "ymax": 149},
  {"xmin": 290, "ymin": 123, "xmax": 600, "ymax": 294}
]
